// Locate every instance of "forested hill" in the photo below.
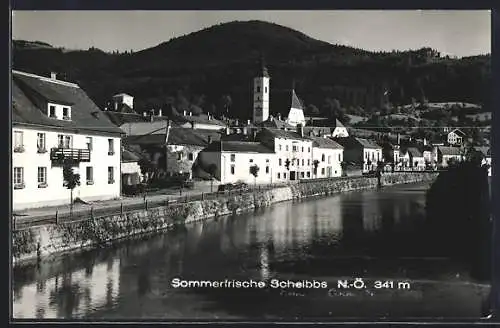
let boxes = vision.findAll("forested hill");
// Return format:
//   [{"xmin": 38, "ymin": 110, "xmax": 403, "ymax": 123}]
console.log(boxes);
[{"xmin": 12, "ymin": 20, "xmax": 491, "ymax": 120}]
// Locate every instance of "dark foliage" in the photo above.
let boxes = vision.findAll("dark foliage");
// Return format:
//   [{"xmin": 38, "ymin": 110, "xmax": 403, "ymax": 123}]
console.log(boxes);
[
  {"xmin": 425, "ymin": 161, "xmax": 491, "ymax": 282},
  {"xmin": 12, "ymin": 21, "xmax": 491, "ymax": 122}
]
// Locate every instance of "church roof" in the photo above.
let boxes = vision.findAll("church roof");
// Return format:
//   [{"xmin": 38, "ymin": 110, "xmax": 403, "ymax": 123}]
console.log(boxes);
[{"xmin": 291, "ymin": 89, "xmax": 303, "ymax": 109}]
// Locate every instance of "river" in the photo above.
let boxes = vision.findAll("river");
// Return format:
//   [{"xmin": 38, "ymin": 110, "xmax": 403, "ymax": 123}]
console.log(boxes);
[{"xmin": 12, "ymin": 182, "xmax": 491, "ymax": 320}]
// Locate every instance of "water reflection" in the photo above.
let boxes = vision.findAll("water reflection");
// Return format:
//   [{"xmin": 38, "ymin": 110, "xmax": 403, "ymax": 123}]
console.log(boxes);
[
  {"xmin": 14, "ymin": 258, "xmax": 120, "ymax": 318},
  {"xmin": 12, "ymin": 182, "xmax": 488, "ymax": 319}
]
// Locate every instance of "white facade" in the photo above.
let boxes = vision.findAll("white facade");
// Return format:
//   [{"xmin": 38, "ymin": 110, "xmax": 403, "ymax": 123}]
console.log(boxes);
[
  {"xmin": 200, "ymin": 151, "xmax": 276, "ymax": 185},
  {"xmin": 448, "ymin": 129, "xmax": 464, "ymax": 145},
  {"xmin": 273, "ymin": 137, "xmax": 314, "ymax": 181},
  {"xmin": 13, "ymin": 126, "xmax": 121, "ymax": 210},
  {"xmin": 253, "ymin": 76, "xmax": 270, "ymax": 124},
  {"xmin": 312, "ymin": 147, "xmax": 343, "ymax": 178},
  {"xmin": 363, "ymin": 148, "xmax": 383, "ymax": 172},
  {"xmin": 113, "ymin": 93, "xmax": 134, "ymax": 110}
]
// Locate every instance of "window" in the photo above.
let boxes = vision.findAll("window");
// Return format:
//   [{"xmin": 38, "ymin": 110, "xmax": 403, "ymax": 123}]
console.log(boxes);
[
  {"xmin": 49, "ymin": 105, "xmax": 56, "ymax": 118},
  {"xmin": 264, "ymin": 166, "xmax": 269, "ymax": 174},
  {"xmin": 308, "ymin": 147, "xmax": 311, "ymax": 153},
  {"xmin": 188, "ymin": 153, "xmax": 194, "ymax": 161},
  {"xmin": 279, "ymin": 145, "xmax": 282, "ymax": 151},
  {"xmin": 277, "ymin": 173, "xmax": 281, "ymax": 179},
  {"xmin": 372, "ymin": 153, "xmax": 375, "ymax": 161},
  {"xmin": 230, "ymin": 154, "xmax": 236, "ymax": 162},
  {"xmin": 86, "ymin": 137, "xmax": 93, "ymax": 151},
  {"xmin": 230, "ymin": 165, "xmax": 235, "ymax": 175},
  {"xmin": 62, "ymin": 107, "xmax": 70, "ymax": 119},
  {"xmin": 257, "ymin": 86, "xmax": 261, "ymax": 92},
  {"xmin": 177, "ymin": 153, "xmax": 183, "ymax": 160},
  {"xmin": 37, "ymin": 167, "xmax": 47, "ymax": 187},
  {"xmin": 13, "ymin": 131, "xmax": 24, "ymax": 152},
  {"xmin": 338, "ymin": 154, "xmax": 341, "ymax": 162},
  {"xmin": 266, "ymin": 159, "xmax": 270, "ymax": 163},
  {"xmin": 249, "ymin": 159, "xmax": 254, "ymax": 163},
  {"xmin": 292, "ymin": 146, "xmax": 297, "ymax": 151},
  {"xmin": 107, "ymin": 167, "xmax": 114, "ymax": 184},
  {"xmin": 302, "ymin": 147, "xmax": 304, "ymax": 152},
  {"xmin": 328, "ymin": 156, "xmax": 331, "ymax": 164},
  {"xmin": 108, "ymin": 139, "xmax": 114, "ymax": 155},
  {"xmin": 302, "ymin": 159, "xmax": 304, "ymax": 166},
  {"xmin": 279, "ymin": 158, "xmax": 282, "ymax": 166},
  {"xmin": 321, "ymin": 154, "xmax": 325, "ymax": 162},
  {"xmin": 58, "ymin": 135, "xmax": 72, "ymax": 148},
  {"xmin": 13, "ymin": 167, "xmax": 24, "ymax": 188},
  {"xmin": 307, "ymin": 159, "xmax": 310, "ymax": 165},
  {"xmin": 301, "ymin": 172, "xmax": 305, "ymax": 178},
  {"xmin": 37, "ymin": 133, "xmax": 46, "ymax": 152},
  {"xmin": 264, "ymin": 87, "xmax": 268, "ymax": 93},
  {"xmin": 286, "ymin": 145, "xmax": 289, "ymax": 151},
  {"xmin": 321, "ymin": 168, "xmax": 325, "ymax": 175},
  {"xmin": 86, "ymin": 167, "xmax": 94, "ymax": 184},
  {"xmin": 284, "ymin": 173, "xmax": 287, "ymax": 179},
  {"xmin": 307, "ymin": 172, "xmax": 311, "ymax": 178}
]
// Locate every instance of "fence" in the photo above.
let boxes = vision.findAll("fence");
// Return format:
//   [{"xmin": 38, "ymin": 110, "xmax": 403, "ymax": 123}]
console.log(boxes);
[{"xmin": 12, "ymin": 184, "xmax": 289, "ymax": 231}]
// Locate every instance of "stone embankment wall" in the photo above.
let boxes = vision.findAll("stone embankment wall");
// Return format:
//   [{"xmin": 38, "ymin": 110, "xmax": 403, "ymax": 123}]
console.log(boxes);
[{"xmin": 12, "ymin": 172, "xmax": 438, "ymax": 266}]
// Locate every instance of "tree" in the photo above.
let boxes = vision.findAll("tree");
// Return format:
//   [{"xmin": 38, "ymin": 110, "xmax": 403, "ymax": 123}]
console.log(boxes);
[
  {"xmin": 189, "ymin": 104, "xmax": 203, "ymax": 116},
  {"xmin": 313, "ymin": 160, "xmax": 320, "ymax": 178},
  {"xmin": 63, "ymin": 161, "xmax": 81, "ymax": 215},
  {"xmin": 306, "ymin": 104, "xmax": 320, "ymax": 116},
  {"xmin": 206, "ymin": 164, "xmax": 217, "ymax": 192},
  {"xmin": 249, "ymin": 164, "xmax": 260, "ymax": 188}
]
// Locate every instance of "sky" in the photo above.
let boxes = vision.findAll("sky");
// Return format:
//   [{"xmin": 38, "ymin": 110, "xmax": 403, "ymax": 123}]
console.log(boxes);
[{"xmin": 12, "ymin": 10, "xmax": 491, "ymax": 58}]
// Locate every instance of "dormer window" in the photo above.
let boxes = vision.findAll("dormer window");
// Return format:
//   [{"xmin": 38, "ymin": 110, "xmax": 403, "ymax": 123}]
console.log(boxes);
[{"xmin": 49, "ymin": 106, "xmax": 56, "ymax": 118}]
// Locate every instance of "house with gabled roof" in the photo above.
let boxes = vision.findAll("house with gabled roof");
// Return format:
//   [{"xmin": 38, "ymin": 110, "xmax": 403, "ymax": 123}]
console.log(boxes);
[
  {"xmin": 334, "ymin": 136, "xmax": 382, "ymax": 173},
  {"xmin": 434, "ymin": 146, "xmax": 464, "ymax": 167},
  {"xmin": 309, "ymin": 136, "xmax": 344, "ymax": 178},
  {"xmin": 198, "ymin": 140, "xmax": 276, "ymax": 185},
  {"xmin": 447, "ymin": 128, "xmax": 466, "ymax": 146},
  {"xmin": 406, "ymin": 147, "xmax": 426, "ymax": 170},
  {"xmin": 257, "ymin": 127, "xmax": 314, "ymax": 181},
  {"xmin": 12, "ymin": 70, "xmax": 123, "ymax": 210},
  {"xmin": 120, "ymin": 120, "xmax": 215, "ymax": 179}
]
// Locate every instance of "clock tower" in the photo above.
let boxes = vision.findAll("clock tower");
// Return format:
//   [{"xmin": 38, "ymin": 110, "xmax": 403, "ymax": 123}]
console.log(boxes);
[{"xmin": 253, "ymin": 57, "xmax": 270, "ymax": 124}]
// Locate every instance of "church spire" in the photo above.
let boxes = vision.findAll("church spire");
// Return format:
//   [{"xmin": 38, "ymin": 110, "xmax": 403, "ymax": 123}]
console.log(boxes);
[{"xmin": 257, "ymin": 54, "xmax": 270, "ymax": 78}]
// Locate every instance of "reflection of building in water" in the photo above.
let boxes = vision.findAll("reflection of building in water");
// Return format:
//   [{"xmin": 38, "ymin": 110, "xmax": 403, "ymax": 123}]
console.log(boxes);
[
  {"xmin": 13, "ymin": 258, "xmax": 120, "ymax": 318},
  {"xmin": 259, "ymin": 244, "xmax": 270, "ymax": 280},
  {"xmin": 361, "ymin": 193, "xmax": 382, "ymax": 232},
  {"xmin": 312, "ymin": 197, "xmax": 343, "ymax": 237}
]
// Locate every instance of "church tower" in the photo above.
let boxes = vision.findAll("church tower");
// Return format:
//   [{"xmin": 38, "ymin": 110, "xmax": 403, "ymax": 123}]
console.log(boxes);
[{"xmin": 253, "ymin": 56, "xmax": 270, "ymax": 124}]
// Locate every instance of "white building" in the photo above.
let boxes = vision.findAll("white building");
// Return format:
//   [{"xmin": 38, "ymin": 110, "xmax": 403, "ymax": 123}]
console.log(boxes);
[
  {"xmin": 121, "ymin": 148, "xmax": 143, "ymax": 185},
  {"xmin": 12, "ymin": 70, "xmax": 123, "ymax": 211},
  {"xmin": 198, "ymin": 141, "xmax": 276, "ymax": 185},
  {"xmin": 258, "ymin": 127, "xmax": 314, "ymax": 181},
  {"xmin": 252, "ymin": 58, "xmax": 270, "ymax": 124},
  {"xmin": 174, "ymin": 111, "xmax": 227, "ymax": 131},
  {"xmin": 447, "ymin": 128, "xmax": 466, "ymax": 146},
  {"xmin": 112, "ymin": 93, "xmax": 134, "ymax": 111},
  {"xmin": 407, "ymin": 147, "xmax": 426, "ymax": 170},
  {"xmin": 310, "ymin": 137, "xmax": 344, "ymax": 178},
  {"xmin": 435, "ymin": 146, "xmax": 463, "ymax": 167}
]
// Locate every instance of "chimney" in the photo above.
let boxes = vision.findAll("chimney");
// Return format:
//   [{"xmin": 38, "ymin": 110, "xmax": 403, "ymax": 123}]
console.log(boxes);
[
  {"xmin": 189, "ymin": 111, "xmax": 192, "ymax": 116},
  {"xmin": 297, "ymin": 124, "xmax": 304, "ymax": 138},
  {"xmin": 243, "ymin": 126, "xmax": 248, "ymax": 135},
  {"xmin": 247, "ymin": 119, "xmax": 251, "ymax": 125},
  {"xmin": 143, "ymin": 112, "xmax": 148, "ymax": 117},
  {"xmin": 397, "ymin": 133, "xmax": 401, "ymax": 145},
  {"xmin": 235, "ymin": 119, "xmax": 239, "ymax": 126},
  {"xmin": 424, "ymin": 138, "xmax": 427, "ymax": 146},
  {"xmin": 158, "ymin": 109, "xmax": 163, "ymax": 117},
  {"xmin": 278, "ymin": 113, "xmax": 282, "ymax": 121},
  {"xmin": 50, "ymin": 72, "xmax": 57, "ymax": 80},
  {"xmin": 226, "ymin": 127, "xmax": 230, "ymax": 135},
  {"xmin": 207, "ymin": 112, "xmax": 211, "ymax": 121},
  {"xmin": 183, "ymin": 110, "xmax": 187, "ymax": 116},
  {"xmin": 269, "ymin": 115, "xmax": 274, "ymax": 122}
]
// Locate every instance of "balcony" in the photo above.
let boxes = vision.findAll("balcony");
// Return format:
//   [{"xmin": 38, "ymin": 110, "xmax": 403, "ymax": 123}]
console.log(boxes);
[{"xmin": 50, "ymin": 147, "xmax": 91, "ymax": 165}]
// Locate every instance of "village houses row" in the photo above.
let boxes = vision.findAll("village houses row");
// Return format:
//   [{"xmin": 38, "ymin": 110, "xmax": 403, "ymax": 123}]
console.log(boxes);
[{"xmin": 12, "ymin": 66, "xmax": 490, "ymax": 211}]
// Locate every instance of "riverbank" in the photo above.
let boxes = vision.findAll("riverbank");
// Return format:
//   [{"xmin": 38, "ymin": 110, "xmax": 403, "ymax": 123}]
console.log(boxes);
[{"xmin": 12, "ymin": 172, "xmax": 438, "ymax": 267}]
